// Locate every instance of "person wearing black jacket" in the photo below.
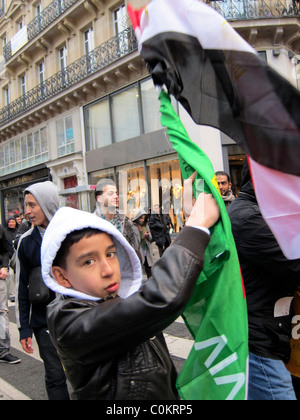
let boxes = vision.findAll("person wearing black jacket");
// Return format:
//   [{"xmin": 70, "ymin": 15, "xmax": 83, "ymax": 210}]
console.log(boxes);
[
  {"xmin": 149, "ymin": 204, "xmax": 173, "ymax": 257},
  {"xmin": 15, "ymin": 181, "xmax": 69, "ymax": 400},
  {"xmin": 41, "ymin": 190, "xmax": 219, "ymax": 400},
  {"xmin": 228, "ymin": 161, "xmax": 300, "ymax": 400},
  {"xmin": 0, "ymin": 224, "xmax": 20, "ymax": 364}
]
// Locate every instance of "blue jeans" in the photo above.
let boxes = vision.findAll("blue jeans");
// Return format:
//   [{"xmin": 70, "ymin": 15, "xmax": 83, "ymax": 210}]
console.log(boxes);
[{"xmin": 248, "ymin": 352, "xmax": 297, "ymax": 400}]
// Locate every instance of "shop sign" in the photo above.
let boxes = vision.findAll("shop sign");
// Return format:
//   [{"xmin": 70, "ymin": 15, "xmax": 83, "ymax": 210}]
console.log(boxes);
[{"xmin": 0, "ymin": 169, "xmax": 48, "ymax": 189}]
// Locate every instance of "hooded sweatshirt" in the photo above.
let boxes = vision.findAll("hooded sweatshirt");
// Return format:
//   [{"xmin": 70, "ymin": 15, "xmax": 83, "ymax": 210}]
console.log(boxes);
[
  {"xmin": 25, "ymin": 181, "xmax": 59, "ymax": 224},
  {"xmin": 41, "ymin": 207, "xmax": 142, "ymax": 301},
  {"xmin": 41, "ymin": 207, "xmax": 210, "ymax": 400},
  {"xmin": 15, "ymin": 181, "xmax": 60, "ymax": 340}
]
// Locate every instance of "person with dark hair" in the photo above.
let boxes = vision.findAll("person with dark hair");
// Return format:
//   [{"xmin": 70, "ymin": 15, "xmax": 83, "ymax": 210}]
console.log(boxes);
[
  {"xmin": 215, "ymin": 171, "xmax": 235, "ymax": 208},
  {"xmin": 15, "ymin": 181, "xmax": 69, "ymax": 400},
  {"xmin": 40, "ymin": 188, "xmax": 220, "ymax": 400},
  {"xmin": 149, "ymin": 204, "xmax": 172, "ymax": 257},
  {"xmin": 228, "ymin": 161, "xmax": 300, "ymax": 400},
  {"xmin": 132, "ymin": 209, "xmax": 154, "ymax": 279},
  {"xmin": 93, "ymin": 178, "xmax": 136, "ymax": 250},
  {"xmin": 0, "ymin": 223, "xmax": 20, "ymax": 364}
]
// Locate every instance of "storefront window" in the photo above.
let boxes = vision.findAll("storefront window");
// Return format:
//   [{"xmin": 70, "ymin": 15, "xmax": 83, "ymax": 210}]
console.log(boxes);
[
  {"xmin": 4, "ymin": 187, "xmax": 25, "ymax": 220},
  {"xmin": 88, "ymin": 155, "xmax": 185, "ymax": 232},
  {"xmin": 116, "ymin": 161, "xmax": 147, "ymax": 219},
  {"xmin": 147, "ymin": 155, "xmax": 184, "ymax": 233},
  {"xmin": 89, "ymin": 168, "xmax": 115, "ymax": 212},
  {"xmin": 1, "ymin": 168, "xmax": 50, "ymax": 223},
  {"xmin": 111, "ymin": 86, "xmax": 141, "ymax": 143}
]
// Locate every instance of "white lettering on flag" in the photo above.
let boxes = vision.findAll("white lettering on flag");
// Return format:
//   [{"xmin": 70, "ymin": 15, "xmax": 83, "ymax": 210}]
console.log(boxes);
[
  {"xmin": 194, "ymin": 334, "xmax": 227, "ymax": 368},
  {"xmin": 195, "ymin": 335, "xmax": 246, "ymax": 400}
]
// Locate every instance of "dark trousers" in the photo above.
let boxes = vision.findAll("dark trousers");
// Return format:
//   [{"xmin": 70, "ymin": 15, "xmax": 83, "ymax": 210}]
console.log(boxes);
[
  {"xmin": 34, "ymin": 327, "xmax": 70, "ymax": 400},
  {"xmin": 158, "ymin": 243, "xmax": 170, "ymax": 258},
  {"xmin": 292, "ymin": 376, "xmax": 300, "ymax": 400},
  {"xmin": 144, "ymin": 257, "xmax": 152, "ymax": 279}
]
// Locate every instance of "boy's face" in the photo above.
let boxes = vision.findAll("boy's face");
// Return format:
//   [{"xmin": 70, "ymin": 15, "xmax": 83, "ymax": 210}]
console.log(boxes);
[{"xmin": 52, "ymin": 233, "xmax": 121, "ymax": 299}]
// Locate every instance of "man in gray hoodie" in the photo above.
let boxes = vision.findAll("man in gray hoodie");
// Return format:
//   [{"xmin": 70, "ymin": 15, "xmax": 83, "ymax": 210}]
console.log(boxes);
[{"xmin": 15, "ymin": 181, "xmax": 69, "ymax": 400}]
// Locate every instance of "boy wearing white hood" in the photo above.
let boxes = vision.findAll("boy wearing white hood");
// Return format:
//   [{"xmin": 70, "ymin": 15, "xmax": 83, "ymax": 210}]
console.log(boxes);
[{"xmin": 42, "ymin": 187, "xmax": 219, "ymax": 400}]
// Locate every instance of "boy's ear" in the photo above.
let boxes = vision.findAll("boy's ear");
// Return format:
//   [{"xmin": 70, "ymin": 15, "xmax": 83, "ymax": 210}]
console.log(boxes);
[{"xmin": 52, "ymin": 266, "xmax": 72, "ymax": 288}]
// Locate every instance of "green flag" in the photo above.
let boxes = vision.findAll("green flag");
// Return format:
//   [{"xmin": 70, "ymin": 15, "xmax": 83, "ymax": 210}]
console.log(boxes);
[{"xmin": 159, "ymin": 91, "xmax": 248, "ymax": 400}]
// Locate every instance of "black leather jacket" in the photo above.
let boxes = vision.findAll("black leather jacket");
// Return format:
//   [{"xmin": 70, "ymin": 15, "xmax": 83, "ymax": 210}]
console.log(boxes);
[{"xmin": 46, "ymin": 227, "xmax": 210, "ymax": 400}]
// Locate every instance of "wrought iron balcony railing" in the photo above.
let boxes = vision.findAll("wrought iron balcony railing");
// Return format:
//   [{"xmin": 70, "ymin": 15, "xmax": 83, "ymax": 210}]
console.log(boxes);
[
  {"xmin": 209, "ymin": 0, "xmax": 300, "ymax": 20},
  {"xmin": 3, "ymin": 0, "xmax": 78, "ymax": 61},
  {"xmin": 0, "ymin": 27, "xmax": 138, "ymax": 127}
]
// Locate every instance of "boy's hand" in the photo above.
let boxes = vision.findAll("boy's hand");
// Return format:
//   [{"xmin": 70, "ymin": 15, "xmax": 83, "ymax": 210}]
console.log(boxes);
[{"xmin": 184, "ymin": 172, "xmax": 220, "ymax": 229}]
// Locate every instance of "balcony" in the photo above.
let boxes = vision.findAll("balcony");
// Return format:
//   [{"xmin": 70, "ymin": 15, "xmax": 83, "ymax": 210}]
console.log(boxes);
[
  {"xmin": 3, "ymin": 0, "xmax": 80, "ymax": 62},
  {"xmin": 209, "ymin": 0, "xmax": 300, "ymax": 20},
  {"xmin": 0, "ymin": 27, "xmax": 138, "ymax": 128}
]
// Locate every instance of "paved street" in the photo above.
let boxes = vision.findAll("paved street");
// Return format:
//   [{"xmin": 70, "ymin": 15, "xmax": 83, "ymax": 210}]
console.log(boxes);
[{"xmin": 0, "ymin": 300, "xmax": 193, "ymax": 400}]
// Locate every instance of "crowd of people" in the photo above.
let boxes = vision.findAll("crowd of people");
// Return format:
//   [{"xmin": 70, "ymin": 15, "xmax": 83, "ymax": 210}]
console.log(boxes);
[{"xmin": 0, "ymin": 163, "xmax": 299, "ymax": 400}]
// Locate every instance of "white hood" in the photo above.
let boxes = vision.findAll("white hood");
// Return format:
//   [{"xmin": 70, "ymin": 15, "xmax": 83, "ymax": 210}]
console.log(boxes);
[{"xmin": 41, "ymin": 207, "xmax": 142, "ymax": 301}]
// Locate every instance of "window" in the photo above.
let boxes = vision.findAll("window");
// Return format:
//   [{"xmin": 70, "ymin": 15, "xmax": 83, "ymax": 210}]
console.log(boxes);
[
  {"xmin": 20, "ymin": 74, "xmax": 26, "ymax": 96},
  {"xmin": 85, "ymin": 98, "xmax": 111, "ymax": 150},
  {"xmin": 140, "ymin": 79, "xmax": 162, "ymax": 133},
  {"xmin": 59, "ymin": 45, "xmax": 67, "ymax": 70},
  {"xmin": 113, "ymin": 4, "xmax": 128, "ymax": 55},
  {"xmin": 116, "ymin": 162, "xmax": 147, "ymax": 219},
  {"xmin": 83, "ymin": 27, "xmax": 94, "ymax": 55},
  {"xmin": 35, "ymin": 3, "xmax": 43, "ymax": 31},
  {"xmin": 89, "ymin": 168, "xmax": 115, "ymax": 212},
  {"xmin": 56, "ymin": 115, "xmax": 74, "ymax": 157},
  {"xmin": 0, "ymin": 127, "xmax": 48, "ymax": 176},
  {"xmin": 20, "ymin": 74, "xmax": 26, "ymax": 107},
  {"xmin": 84, "ymin": 78, "xmax": 179, "ymax": 151},
  {"xmin": 83, "ymin": 27, "xmax": 94, "ymax": 72},
  {"xmin": 17, "ymin": 20, "xmax": 23, "ymax": 31},
  {"xmin": 38, "ymin": 61, "xmax": 45, "ymax": 96},
  {"xmin": 147, "ymin": 155, "xmax": 183, "ymax": 230},
  {"xmin": 111, "ymin": 86, "xmax": 140, "ymax": 143},
  {"xmin": 3, "ymin": 86, "xmax": 9, "ymax": 106},
  {"xmin": 35, "ymin": 2, "xmax": 42, "ymax": 15},
  {"xmin": 38, "ymin": 62, "xmax": 45, "ymax": 83},
  {"xmin": 113, "ymin": 4, "xmax": 127, "ymax": 36},
  {"xmin": 59, "ymin": 45, "xmax": 68, "ymax": 87}
]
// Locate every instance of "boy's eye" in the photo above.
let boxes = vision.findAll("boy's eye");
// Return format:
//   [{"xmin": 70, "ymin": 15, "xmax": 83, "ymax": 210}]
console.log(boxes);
[
  {"xmin": 107, "ymin": 251, "xmax": 116, "ymax": 259},
  {"xmin": 84, "ymin": 259, "xmax": 95, "ymax": 266}
]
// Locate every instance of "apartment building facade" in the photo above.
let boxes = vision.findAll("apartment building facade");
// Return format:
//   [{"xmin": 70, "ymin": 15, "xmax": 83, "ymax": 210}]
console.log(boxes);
[{"xmin": 0, "ymin": 0, "xmax": 299, "ymax": 228}]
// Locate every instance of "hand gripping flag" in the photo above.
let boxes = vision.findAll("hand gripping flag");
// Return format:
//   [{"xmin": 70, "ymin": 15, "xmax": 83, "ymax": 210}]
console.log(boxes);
[
  {"xmin": 128, "ymin": 0, "xmax": 300, "ymax": 260},
  {"xmin": 158, "ymin": 90, "xmax": 248, "ymax": 400}
]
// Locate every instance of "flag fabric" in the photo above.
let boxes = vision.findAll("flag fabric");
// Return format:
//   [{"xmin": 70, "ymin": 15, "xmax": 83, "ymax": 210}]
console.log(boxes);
[
  {"xmin": 158, "ymin": 90, "xmax": 248, "ymax": 400},
  {"xmin": 127, "ymin": 0, "xmax": 300, "ymax": 260}
]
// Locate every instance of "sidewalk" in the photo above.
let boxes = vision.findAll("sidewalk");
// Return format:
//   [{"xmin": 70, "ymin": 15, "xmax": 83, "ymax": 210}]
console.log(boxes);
[{"xmin": 0, "ymin": 378, "xmax": 31, "ymax": 400}]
